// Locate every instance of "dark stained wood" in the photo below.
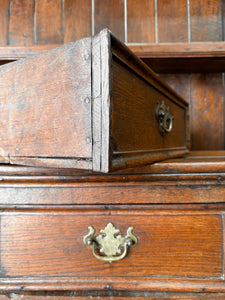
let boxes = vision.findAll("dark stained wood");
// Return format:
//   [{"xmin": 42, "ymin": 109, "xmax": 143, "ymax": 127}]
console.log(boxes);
[
  {"xmin": 64, "ymin": 0, "xmax": 92, "ymax": 43},
  {"xmin": 35, "ymin": 0, "xmax": 63, "ymax": 45},
  {"xmin": 157, "ymin": 0, "xmax": 188, "ymax": 42},
  {"xmin": 94, "ymin": 0, "xmax": 125, "ymax": 41},
  {"xmin": 190, "ymin": 73, "xmax": 224, "ymax": 150},
  {"xmin": 127, "ymin": 0, "xmax": 155, "ymax": 43},
  {"xmin": 0, "ymin": 0, "xmax": 9, "ymax": 45},
  {"xmin": 129, "ymin": 42, "xmax": 225, "ymax": 73},
  {"xmin": 8, "ymin": 0, "xmax": 34, "ymax": 45},
  {"xmin": 159, "ymin": 74, "xmax": 191, "ymax": 148},
  {"xmin": 111, "ymin": 58, "xmax": 187, "ymax": 150},
  {"xmin": 1, "ymin": 210, "xmax": 222, "ymax": 278},
  {"xmin": 190, "ymin": 0, "xmax": 223, "ymax": 42}
]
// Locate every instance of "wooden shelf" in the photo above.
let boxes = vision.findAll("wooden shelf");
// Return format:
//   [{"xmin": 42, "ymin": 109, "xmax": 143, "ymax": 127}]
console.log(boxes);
[
  {"xmin": 129, "ymin": 42, "xmax": 225, "ymax": 73},
  {"xmin": 0, "ymin": 45, "xmax": 59, "ymax": 64},
  {"xmin": 1, "ymin": 42, "xmax": 225, "ymax": 73}
]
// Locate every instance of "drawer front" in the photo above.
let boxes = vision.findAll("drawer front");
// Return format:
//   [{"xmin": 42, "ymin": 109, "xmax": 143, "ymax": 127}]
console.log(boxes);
[
  {"xmin": 112, "ymin": 56, "xmax": 186, "ymax": 151},
  {"xmin": 0, "ymin": 207, "xmax": 223, "ymax": 291}
]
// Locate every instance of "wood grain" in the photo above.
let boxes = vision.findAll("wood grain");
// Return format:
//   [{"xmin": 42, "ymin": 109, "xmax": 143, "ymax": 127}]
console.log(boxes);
[
  {"xmin": 159, "ymin": 74, "xmax": 191, "ymax": 148},
  {"xmin": 35, "ymin": 0, "xmax": 63, "ymax": 45},
  {"xmin": 127, "ymin": 0, "xmax": 155, "ymax": 43},
  {"xmin": 1, "ymin": 211, "xmax": 222, "ymax": 278},
  {"xmin": 111, "ymin": 57, "xmax": 186, "ymax": 151},
  {"xmin": 157, "ymin": 0, "xmax": 188, "ymax": 42},
  {"xmin": 94, "ymin": 0, "xmax": 125, "ymax": 41},
  {"xmin": 190, "ymin": 0, "xmax": 222, "ymax": 42},
  {"xmin": 190, "ymin": 73, "xmax": 224, "ymax": 150},
  {"xmin": 0, "ymin": 38, "xmax": 92, "ymax": 162},
  {"xmin": 0, "ymin": 0, "xmax": 9, "ymax": 45},
  {"xmin": 8, "ymin": 0, "xmax": 34, "ymax": 45},
  {"xmin": 64, "ymin": 0, "xmax": 92, "ymax": 43},
  {"xmin": 0, "ymin": 294, "xmax": 225, "ymax": 299}
]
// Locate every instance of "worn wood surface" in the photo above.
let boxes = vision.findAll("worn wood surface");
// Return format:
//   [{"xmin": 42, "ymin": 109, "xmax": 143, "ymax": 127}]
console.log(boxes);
[
  {"xmin": 127, "ymin": 0, "xmax": 155, "ymax": 43},
  {"xmin": 0, "ymin": 38, "xmax": 92, "ymax": 166},
  {"xmin": 1, "ymin": 294, "xmax": 225, "ymax": 299},
  {"xmin": 190, "ymin": 73, "xmax": 224, "ymax": 150},
  {"xmin": 157, "ymin": 0, "xmax": 188, "ymax": 42},
  {"xmin": 64, "ymin": 0, "xmax": 92, "ymax": 43},
  {"xmin": 8, "ymin": 0, "xmax": 34, "ymax": 45},
  {"xmin": 0, "ymin": 0, "xmax": 8, "ymax": 45},
  {"xmin": 190, "ymin": 0, "xmax": 222, "ymax": 42},
  {"xmin": 35, "ymin": 0, "xmax": 63, "ymax": 45},
  {"xmin": 94, "ymin": 0, "xmax": 124, "ymax": 41},
  {"xmin": 0, "ymin": 30, "xmax": 188, "ymax": 171}
]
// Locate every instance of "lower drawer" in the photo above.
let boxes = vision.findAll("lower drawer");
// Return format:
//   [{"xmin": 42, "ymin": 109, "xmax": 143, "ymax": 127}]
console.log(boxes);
[{"xmin": 0, "ymin": 206, "xmax": 224, "ymax": 292}]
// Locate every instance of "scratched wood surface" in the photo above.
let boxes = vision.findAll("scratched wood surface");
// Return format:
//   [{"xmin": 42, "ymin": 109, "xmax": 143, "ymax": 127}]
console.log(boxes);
[{"xmin": 0, "ymin": 38, "xmax": 92, "ymax": 163}]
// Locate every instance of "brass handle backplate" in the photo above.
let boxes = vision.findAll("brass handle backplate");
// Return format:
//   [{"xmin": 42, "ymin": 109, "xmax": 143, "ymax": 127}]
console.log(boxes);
[
  {"xmin": 155, "ymin": 100, "xmax": 174, "ymax": 135},
  {"xmin": 83, "ymin": 222, "xmax": 138, "ymax": 263}
]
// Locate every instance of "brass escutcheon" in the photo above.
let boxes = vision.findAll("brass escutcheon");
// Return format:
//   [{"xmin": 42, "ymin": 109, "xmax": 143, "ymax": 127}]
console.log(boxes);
[
  {"xmin": 155, "ymin": 100, "xmax": 174, "ymax": 135},
  {"xmin": 83, "ymin": 222, "xmax": 138, "ymax": 263}
]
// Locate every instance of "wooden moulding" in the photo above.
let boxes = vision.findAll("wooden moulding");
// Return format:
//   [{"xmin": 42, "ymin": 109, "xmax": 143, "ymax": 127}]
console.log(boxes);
[
  {"xmin": 0, "ymin": 29, "xmax": 189, "ymax": 172},
  {"xmin": 129, "ymin": 42, "xmax": 225, "ymax": 73}
]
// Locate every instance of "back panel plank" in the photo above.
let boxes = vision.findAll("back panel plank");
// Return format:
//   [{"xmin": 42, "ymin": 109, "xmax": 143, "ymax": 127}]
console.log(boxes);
[
  {"xmin": 94, "ymin": 0, "xmax": 125, "ymax": 41},
  {"xmin": 127, "ymin": 0, "xmax": 155, "ymax": 43},
  {"xmin": 8, "ymin": 0, "xmax": 34, "ymax": 45},
  {"xmin": 190, "ymin": 73, "xmax": 224, "ymax": 150},
  {"xmin": 35, "ymin": 0, "xmax": 63, "ymax": 45},
  {"xmin": 0, "ymin": 0, "xmax": 9, "ymax": 45},
  {"xmin": 64, "ymin": 0, "xmax": 92, "ymax": 43},
  {"xmin": 190, "ymin": 0, "xmax": 223, "ymax": 41},
  {"xmin": 157, "ymin": 0, "xmax": 188, "ymax": 42}
]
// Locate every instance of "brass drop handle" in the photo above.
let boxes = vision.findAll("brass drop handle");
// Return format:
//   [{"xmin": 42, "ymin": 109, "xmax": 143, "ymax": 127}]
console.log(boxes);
[
  {"xmin": 83, "ymin": 222, "xmax": 138, "ymax": 263},
  {"xmin": 155, "ymin": 100, "xmax": 174, "ymax": 134}
]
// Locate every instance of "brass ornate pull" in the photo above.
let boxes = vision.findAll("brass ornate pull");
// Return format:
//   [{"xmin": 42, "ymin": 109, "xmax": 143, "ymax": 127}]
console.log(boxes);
[
  {"xmin": 83, "ymin": 222, "xmax": 138, "ymax": 263},
  {"xmin": 155, "ymin": 100, "xmax": 174, "ymax": 134}
]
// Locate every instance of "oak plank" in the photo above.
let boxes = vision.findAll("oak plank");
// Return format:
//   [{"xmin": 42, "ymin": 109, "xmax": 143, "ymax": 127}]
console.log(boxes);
[
  {"xmin": 190, "ymin": 0, "xmax": 222, "ymax": 41},
  {"xmin": 127, "ymin": 0, "xmax": 155, "ymax": 43},
  {"xmin": 8, "ymin": 0, "xmax": 34, "ymax": 45},
  {"xmin": 190, "ymin": 74, "xmax": 224, "ymax": 150},
  {"xmin": 64, "ymin": 0, "xmax": 92, "ymax": 43},
  {"xmin": 157, "ymin": 0, "xmax": 188, "ymax": 42},
  {"xmin": 35, "ymin": 0, "xmax": 63, "ymax": 45},
  {"xmin": 0, "ymin": 0, "xmax": 9, "ymax": 45},
  {"xmin": 1, "ymin": 211, "xmax": 222, "ymax": 278},
  {"xmin": 94, "ymin": 0, "xmax": 125, "ymax": 41}
]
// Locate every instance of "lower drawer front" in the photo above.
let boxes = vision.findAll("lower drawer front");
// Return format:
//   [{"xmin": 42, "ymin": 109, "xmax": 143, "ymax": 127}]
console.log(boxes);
[{"xmin": 0, "ymin": 208, "xmax": 223, "ymax": 291}]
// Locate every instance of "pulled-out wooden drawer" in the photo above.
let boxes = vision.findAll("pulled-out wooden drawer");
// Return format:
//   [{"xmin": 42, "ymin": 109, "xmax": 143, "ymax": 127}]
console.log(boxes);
[
  {"xmin": 0, "ymin": 29, "xmax": 189, "ymax": 172},
  {"xmin": 0, "ymin": 206, "xmax": 223, "ymax": 292}
]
